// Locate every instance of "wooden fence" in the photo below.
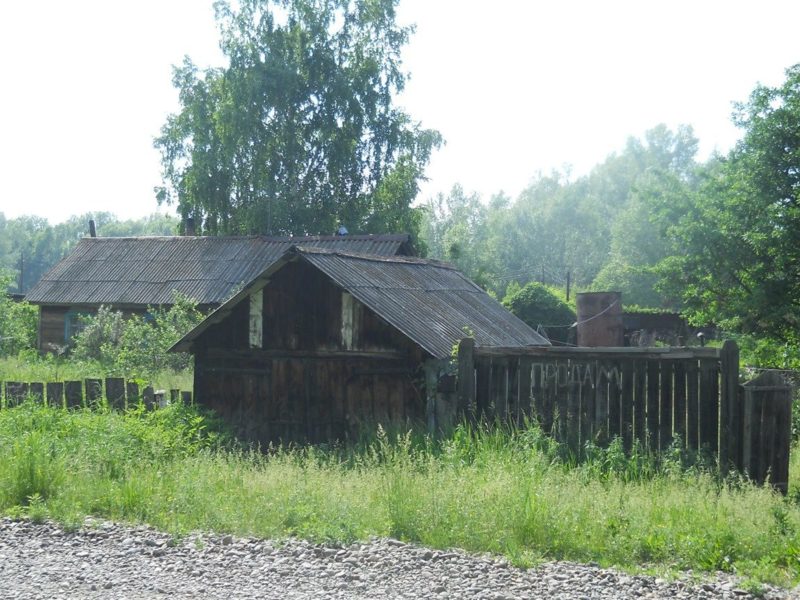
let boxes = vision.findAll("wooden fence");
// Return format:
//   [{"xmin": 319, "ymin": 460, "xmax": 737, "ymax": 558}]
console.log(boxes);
[
  {"xmin": 0, "ymin": 378, "xmax": 192, "ymax": 411},
  {"xmin": 455, "ymin": 339, "xmax": 792, "ymax": 493}
]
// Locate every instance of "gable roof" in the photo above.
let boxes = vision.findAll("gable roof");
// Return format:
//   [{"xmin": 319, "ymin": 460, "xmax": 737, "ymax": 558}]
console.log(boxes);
[
  {"xmin": 25, "ymin": 234, "xmax": 410, "ymax": 307},
  {"xmin": 171, "ymin": 246, "xmax": 550, "ymax": 359}
]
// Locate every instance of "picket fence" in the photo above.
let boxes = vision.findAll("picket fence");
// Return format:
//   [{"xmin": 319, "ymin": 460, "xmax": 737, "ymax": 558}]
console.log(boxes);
[
  {"xmin": 0, "ymin": 378, "xmax": 192, "ymax": 411},
  {"xmin": 455, "ymin": 339, "xmax": 792, "ymax": 493}
]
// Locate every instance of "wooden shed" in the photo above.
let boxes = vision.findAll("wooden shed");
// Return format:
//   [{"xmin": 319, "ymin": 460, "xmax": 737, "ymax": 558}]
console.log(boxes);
[
  {"xmin": 24, "ymin": 234, "xmax": 411, "ymax": 351},
  {"xmin": 171, "ymin": 246, "xmax": 550, "ymax": 445}
]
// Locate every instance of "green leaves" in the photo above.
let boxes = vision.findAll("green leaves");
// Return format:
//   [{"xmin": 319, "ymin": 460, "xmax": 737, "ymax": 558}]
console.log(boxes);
[
  {"xmin": 156, "ymin": 0, "xmax": 440, "ymax": 239},
  {"xmin": 655, "ymin": 65, "xmax": 800, "ymax": 343}
]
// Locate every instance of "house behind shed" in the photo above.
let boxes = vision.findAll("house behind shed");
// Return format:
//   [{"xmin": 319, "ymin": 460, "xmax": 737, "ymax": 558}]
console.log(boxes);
[
  {"xmin": 24, "ymin": 234, "xmax": 412, "ymax": 351},
  {"xmin": 171, "ymin": 247, "xmax": 549, "ymax": 445}
]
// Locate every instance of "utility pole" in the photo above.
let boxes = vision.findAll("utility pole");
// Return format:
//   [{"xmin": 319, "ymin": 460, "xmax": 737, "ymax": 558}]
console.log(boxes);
[
  {"xmin": 18, "ymin": 251, "xmax": 24, "ymax": 293},
  {"xmin": 566, "ymin": 270, "xmax": 571, "ymax": 302}
]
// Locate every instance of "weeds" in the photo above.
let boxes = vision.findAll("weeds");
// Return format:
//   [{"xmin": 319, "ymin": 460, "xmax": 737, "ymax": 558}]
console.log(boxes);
[{"xmin": 0, "ymin": 403, "xmax": 798, "ymax": 588}]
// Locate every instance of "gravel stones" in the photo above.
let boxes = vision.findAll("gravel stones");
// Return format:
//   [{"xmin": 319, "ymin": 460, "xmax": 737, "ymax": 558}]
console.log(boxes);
[{"xmin": 0, "ymin": 517, "xmax": 794, "ymax": 599}]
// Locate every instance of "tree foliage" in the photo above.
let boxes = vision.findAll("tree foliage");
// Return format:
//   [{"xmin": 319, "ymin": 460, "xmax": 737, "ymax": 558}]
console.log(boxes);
[
  {"xmin": 657, "ymin": 65, "xmax": 800, "ymax": 343},
  {"xmin": 0, "ymin": 272, "xmax": 37, "ymax": 357},
  {"xmin": 502, "ymin": 282, "xmax": 576, "ymax": 343},
  {"xmin": 155, "ymin": 0, "xmax": 440, "ymax": 238}
]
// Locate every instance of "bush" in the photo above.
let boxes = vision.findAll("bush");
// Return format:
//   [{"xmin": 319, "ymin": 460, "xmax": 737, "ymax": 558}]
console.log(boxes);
[
  {"xmin": 0, "ymin": 272, "xmax": 37, "ymax": 357},
  {"xmin": 72, "ymin": 293, "xmax": 203, "ymax": 379},
  {"xmin": 503, "ymin": 282, "xmax": 576, "ymax": 343}
]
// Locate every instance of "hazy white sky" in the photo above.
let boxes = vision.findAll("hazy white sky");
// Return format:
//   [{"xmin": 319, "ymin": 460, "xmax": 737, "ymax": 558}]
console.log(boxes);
[{"xmin": 1, "ymin": 0, "xmax": 798, "ymax": 224}]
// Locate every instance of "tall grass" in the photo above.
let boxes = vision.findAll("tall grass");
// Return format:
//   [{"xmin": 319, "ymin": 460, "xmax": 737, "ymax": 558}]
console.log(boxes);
[{"xmin": 0, "ymin": 402, "xmax": 798, "ymax": 588}]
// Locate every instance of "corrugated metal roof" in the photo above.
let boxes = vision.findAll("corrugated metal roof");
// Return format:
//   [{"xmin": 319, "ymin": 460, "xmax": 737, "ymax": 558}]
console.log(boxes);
[
  {"xmin": 26, "ymin": 234, "xmax": 410, "ymax": 306},
  {"xmin": 301, "ymin": 249, "xmax": 550, "ymax": 357},
  {"xmin": 172, "ymin": 246, "xmax": 550, "ymax": 358}
]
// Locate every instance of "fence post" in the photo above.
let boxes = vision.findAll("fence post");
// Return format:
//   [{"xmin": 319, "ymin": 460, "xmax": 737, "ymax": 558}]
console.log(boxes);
[
  {"xmin": 456, "ymin": 338, "xmax": 476, "ymax": 419},
  {"xmin": 105, "ymin": 378, "xmax": 126, "ymax": 411},
  {"xmin": 719, "ymin": 340, "xmax": 740, "ymax": 475},
  {"xmin": 65, "ymin": 381, "xmax": 83, "ymax": 409},
  {"xmin": 85, "ymin": 379, "xmax": 103, "ymax": 408},
  {"xmin": 741, "ymin": 371, "xmax": 792, "ymax": 494},
  {"xmin": 46, "ymin": 382, "xmax": 64, "ymax": 408},
  {"xmin": 5, "ymin": 382, "xmax": 27, "ymax": 407}
]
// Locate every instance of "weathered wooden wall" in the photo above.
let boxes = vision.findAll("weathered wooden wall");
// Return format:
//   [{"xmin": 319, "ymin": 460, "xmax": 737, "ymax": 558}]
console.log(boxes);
[
  {"xmin": 38, "ymin": 306, "xmax": 73, "ymax": 350},
  {"xmin": 192, "ymin": 260, "xmax": 428, "ymax": 445}
]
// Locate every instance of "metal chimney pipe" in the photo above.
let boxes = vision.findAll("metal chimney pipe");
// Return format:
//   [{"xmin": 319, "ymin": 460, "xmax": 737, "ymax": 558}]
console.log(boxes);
[{"xmin": 88, "ymin": 220, "xmax": 97, "ymax": 238}]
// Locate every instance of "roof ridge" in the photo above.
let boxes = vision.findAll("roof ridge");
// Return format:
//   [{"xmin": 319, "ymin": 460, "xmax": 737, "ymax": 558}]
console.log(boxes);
[
  {"xmin": 77, "ymin": 233, "xmax": 410, "ymax": 242},
  {"xmin": 294, "ymin": 245, "xmax": 458, "ymax": 270}
]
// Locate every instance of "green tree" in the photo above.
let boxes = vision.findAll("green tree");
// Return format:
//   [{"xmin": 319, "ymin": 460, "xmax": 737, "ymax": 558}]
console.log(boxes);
[
  {"xmin": 502, "ymin": 281, "xmax": 576, "ymax": 343},
  {"xmin": 155, "ymin": 0, "xmax": 440, "ymax": 239},
  {"xmin": 0, "ymin": 272, "xmax": 37, "ymax": 356},
  {"xmin": 657, "ymin": 65, "xmax": 800, "ymax": 343}
]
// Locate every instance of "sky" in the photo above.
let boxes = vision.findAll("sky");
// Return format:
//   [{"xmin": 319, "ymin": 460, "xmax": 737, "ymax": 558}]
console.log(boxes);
[{"xmin": 1, "ymin": 0, "xmax": 799, "ymax": 225}]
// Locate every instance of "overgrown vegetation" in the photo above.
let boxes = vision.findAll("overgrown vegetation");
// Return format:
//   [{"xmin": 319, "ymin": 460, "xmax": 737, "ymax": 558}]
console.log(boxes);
[
  {"xmin": 71, "ymin": 294, "xmax": 202, "ymax": 380},
  {"xmin": 502, "ymin": 282, "xmax": 576, "ymax": 343},
  {"xmin": 0, "ymin": 273, "xmax": 37, "ymax": 356},
  {"xmin": 0, "ymin": 402, "xmax": 798, "ymax": 588}
]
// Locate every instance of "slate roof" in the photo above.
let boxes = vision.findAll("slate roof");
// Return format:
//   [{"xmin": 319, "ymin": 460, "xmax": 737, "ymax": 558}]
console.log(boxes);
[
  {"xmin": 25, "ymin": 234, "xmax": 410, "ymax": 307},
  {"xmin": 172, "ymin": 246, "xmax": 550, "ymax": 359}
]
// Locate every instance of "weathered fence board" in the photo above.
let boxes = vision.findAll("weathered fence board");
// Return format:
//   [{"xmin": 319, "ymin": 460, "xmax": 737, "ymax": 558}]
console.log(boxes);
[
  {"xmin": 456, "ymin": 340, "xmax": 792, "ymax": 492},
  {"xmin": 0, "ymin": 377, "xmax": 192, "ymax": 413}
]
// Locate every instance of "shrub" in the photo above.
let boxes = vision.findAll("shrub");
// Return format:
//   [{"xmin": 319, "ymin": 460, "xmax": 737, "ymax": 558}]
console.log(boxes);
[
  {"xmin": 71, "ymin": 293, "xmax": 203, "ymax": 379},
  {"xmin": 503, "ymin": 282, "xmax": 576, "ymax": 343},
  {"xmin": 0, "ymin": 272, "xmax": 38, "ymax": 357}
]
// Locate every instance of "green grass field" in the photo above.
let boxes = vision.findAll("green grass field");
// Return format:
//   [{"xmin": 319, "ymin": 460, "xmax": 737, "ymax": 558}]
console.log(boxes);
[{"xmin": 0, "ymin": 401, "xmax": 798, "ymax": 591}]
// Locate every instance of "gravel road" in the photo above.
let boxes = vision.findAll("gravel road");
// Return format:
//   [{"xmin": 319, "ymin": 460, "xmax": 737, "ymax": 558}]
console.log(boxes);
[{"xmin": 0, "ymin": 517, "xmax": 794, "ymax": 599}]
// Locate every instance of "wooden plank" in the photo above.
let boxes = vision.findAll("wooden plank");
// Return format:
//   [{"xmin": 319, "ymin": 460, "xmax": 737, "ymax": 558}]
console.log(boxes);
[
  {"xmin": 509, "ymin": 358, "xmax": 522, "ymax": 426},
  {"xmin": 659, "ymin": 360, "xmax": 673, "ymax": 451},
  {"xmin": 518, "ymin": 357, "xmax": 533, "ymax": 423},
  {"xmin": 5, "ymin": 382, "xmax": 27, "ymax": 407},
  {"xmin": 475, "ymin": 357, "xmax": 491, "ymax": 421},
  {"xmin": 772, "ymin": 386, "xmax": 792, "ymax": 495},
  {"xmin": 698, "ymin": 361, "xmax": 718, "ymax": 452},
  {"xmin": 605, "ymin": 362, "xmax": 622, "ymax": 441},
  {"xmin": 456, "ymin": 338, "xmax": 476, "ymax": 417},
  {"xmin": 106, "ymin": 378, "xmax": 125, "ymax": 411},
  {"xmin": 646, "ymin": 360, "xmax": 660, "ymax": 451},
  {"xmin": 632, "ymin": 360, "xmax": 646, "ymax": 447},
  {"xmin": 686, "ymin": 361, "xmax": 700, "ymax": 450},
  {"xmin": 29, "ymin": 382, "xmax": 44, "ymax": 403},
  {"xmin": 719, "ymin": 340, "xmax": 740, "ymax": 474},
  {"xmin": 492, "ymin": 359, "xmax": 509, "ymax": 422},
  {"xmin": 566, "ymin": 363, "xmax": 580, "ymax": 453},
  {"xmin": 555, "ymin": 362, "xmax": 570, "ymax": 443},
  {"xmin": 529, "ymin": 361, "xmax": 543, "ymax": 428},
  {"xmin": 757, "ymin": 393, "xmax": 775, "ymax": 485},
  {"xmin": 593, "ymin": 361, "xmax": 610, "ymax": 445},
  {"xmin": 85, "ymin": 379, "xmax": 103, "ymax": 407},
  {"xmin": 474, "ymin": 346, "xmax": 722, "ymax": 358},
  {"xmin": 46, "ymin": 382, "xmax": 64, "ymax": 409},
  {"xmin": 126, "ymin": 381, "xmax": 140, "ymax": 406},
  {"xmin": 621, "ymin": 360, "xmax": 634, "ymax": 450},
  {"xmin": 579, "ymin": 361, "xmax": 594, "ymax": 448},
  {"xmin": 65, "ymin": 381, "xmax": 83, "ymax": 409},
  {"xmin": 672, "ymin": 361, "xmax": 687, "ymax": 446},
  {"xmin": 181, "ymin": 391, "xmax": 193, "ymax": 405},
  {"xmin": 742, "ymin": 384, "xmax": 755, "ymax": 479},
  {"xmin": 142, "ymin": 386, "xmax": 155, "ymax": 410}
]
